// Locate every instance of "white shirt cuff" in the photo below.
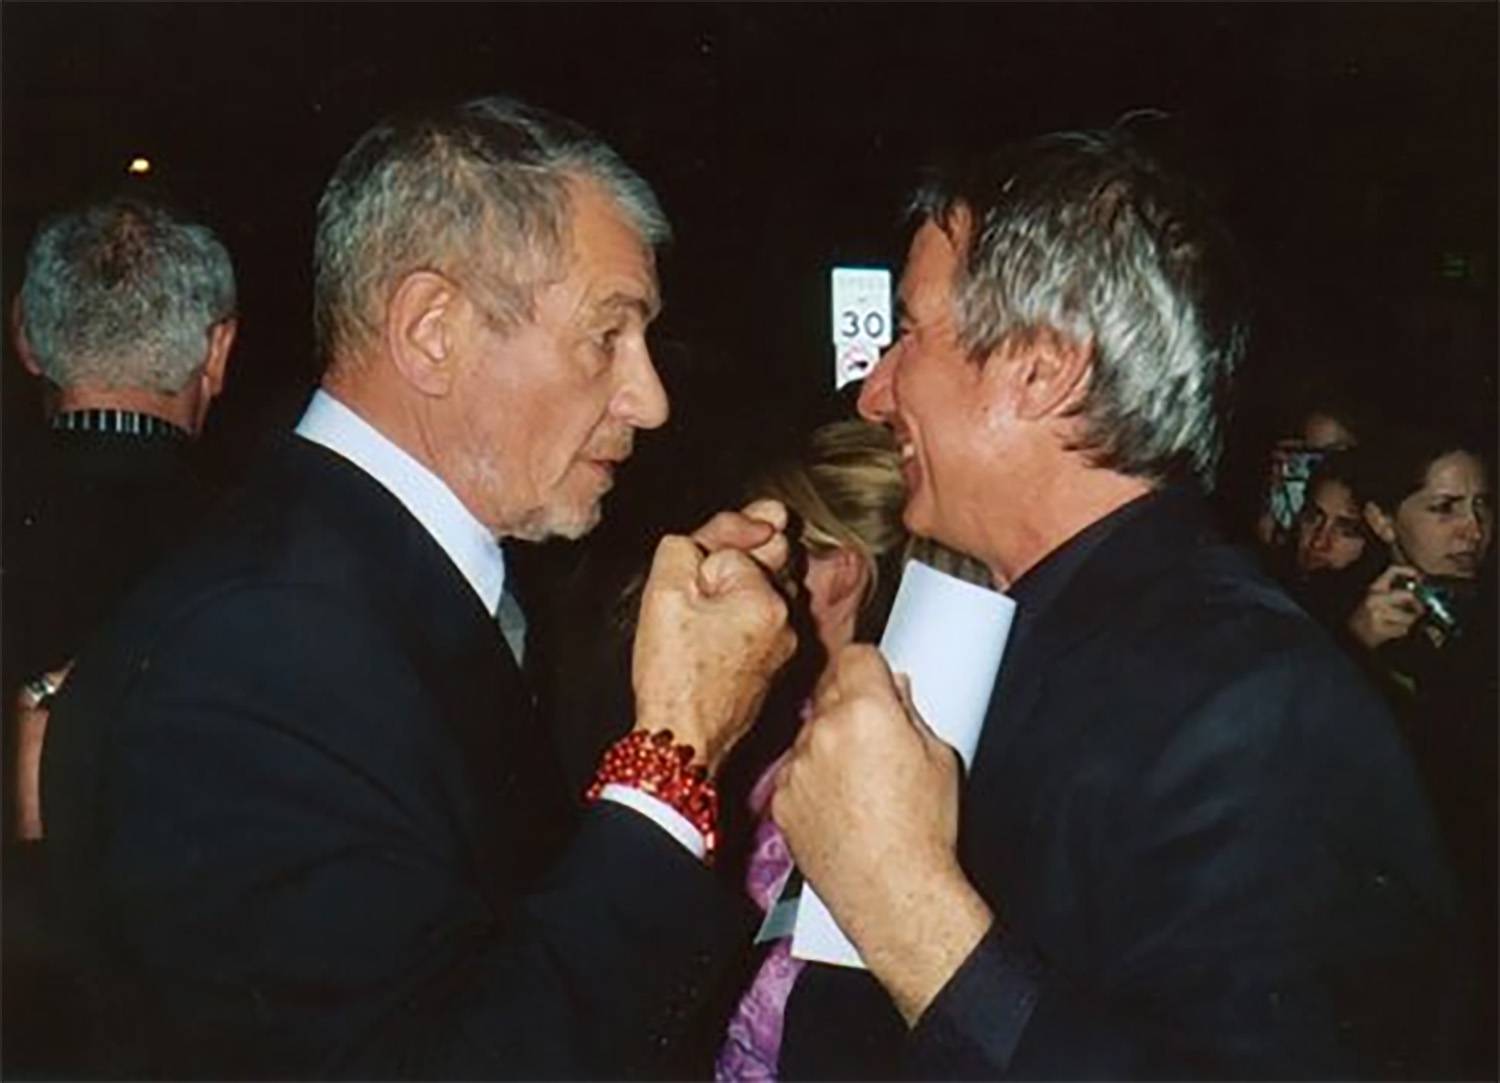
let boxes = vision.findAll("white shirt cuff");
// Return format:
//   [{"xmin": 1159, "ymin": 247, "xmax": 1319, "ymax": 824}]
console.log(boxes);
[{"xmin": 598, "ymin": 783, "xmax": 707, "ymax": 861}]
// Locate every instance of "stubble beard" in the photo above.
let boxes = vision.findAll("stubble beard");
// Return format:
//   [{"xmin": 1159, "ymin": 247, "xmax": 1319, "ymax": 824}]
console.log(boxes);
[
  {"xmin": 506, "ymin": 463, "xmax": 610, "ymax": 542},
  {"xmin": 510, "ymin": 497, "xmax": 604, "ymax": 543}
]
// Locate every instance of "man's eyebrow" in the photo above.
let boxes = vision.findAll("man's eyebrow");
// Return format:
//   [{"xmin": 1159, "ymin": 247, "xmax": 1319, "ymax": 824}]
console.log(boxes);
[{"xmin": 592, "ymin": 290, "xmax": 660, "ymax": 321}]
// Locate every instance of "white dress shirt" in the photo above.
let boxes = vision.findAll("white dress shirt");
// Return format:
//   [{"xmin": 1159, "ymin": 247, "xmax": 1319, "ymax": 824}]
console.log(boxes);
[{"xmin": 296, "ymin": 389, "xmax": 706, "ymax": 860}]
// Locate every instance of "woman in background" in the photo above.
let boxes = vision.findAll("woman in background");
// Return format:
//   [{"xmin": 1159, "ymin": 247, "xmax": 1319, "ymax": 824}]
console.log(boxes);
[
  {"xmin": 1347, "ymin": 425, "xmax": 1494, "ymax": 1078},
  {"xmin": 1278, "ymin": 449, "xmax": 1379, "ymax": 630},
  {"xmin": 1348, "ymin": 428, "xmax": 1492, "ymax": 677},
  {"xmin": 714, "ymin": 419, "xmax": 986, "ymax": 1081}
]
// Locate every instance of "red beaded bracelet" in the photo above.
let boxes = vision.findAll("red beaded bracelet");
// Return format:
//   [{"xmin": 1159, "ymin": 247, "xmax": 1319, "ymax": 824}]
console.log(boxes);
[{"xmin": 586, "ymin": 728, "xmax": 719, "ymax": 865}]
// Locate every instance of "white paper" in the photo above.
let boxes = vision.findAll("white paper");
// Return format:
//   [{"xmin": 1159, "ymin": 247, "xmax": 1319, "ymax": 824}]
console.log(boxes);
[
  {"xmin": 790, "ymin": 559, "xmax": 1015, "ymax": 968},
  {"xmin": 875, "ymin": 560, "xmax": 1015, "ymax": 771}
]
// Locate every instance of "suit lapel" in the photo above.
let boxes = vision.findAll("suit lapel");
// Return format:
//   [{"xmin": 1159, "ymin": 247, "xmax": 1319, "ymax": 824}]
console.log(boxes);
[{"xmin": 276, "ymin": 437, "xmax": 572, "ymax": 899}]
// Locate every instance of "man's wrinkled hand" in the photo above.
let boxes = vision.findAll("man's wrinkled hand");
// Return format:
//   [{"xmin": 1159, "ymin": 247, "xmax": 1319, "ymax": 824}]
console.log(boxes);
[
  {"xmin": 632, "ymin": 529, "xmax": 796, "ymax": 775},
  {"xmin": 772, "ymin": 645, "xmax": 991, "ymax": 1024},
  {"xmin": 690, "ymin": 498, "xmax": 791, "ymax": 581}
]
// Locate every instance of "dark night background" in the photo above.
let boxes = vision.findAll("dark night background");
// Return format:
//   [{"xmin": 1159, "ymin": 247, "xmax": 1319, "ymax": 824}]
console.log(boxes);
[{"xmin": 3, "ymin": 3, "xmax": 1496, "ymax": 564}]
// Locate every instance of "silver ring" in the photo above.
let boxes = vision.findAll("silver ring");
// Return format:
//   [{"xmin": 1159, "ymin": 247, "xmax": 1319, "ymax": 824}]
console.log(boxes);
[{"xmin": 19, "ymin": 673, "xmax": 61, "ymax": 711}]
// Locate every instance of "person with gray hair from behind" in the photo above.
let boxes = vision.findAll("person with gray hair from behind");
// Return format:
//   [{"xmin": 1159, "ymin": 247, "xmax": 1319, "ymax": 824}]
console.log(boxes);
[
  {"xmin": 768, "ymin": 128, "xmax": 1467, "ymax": 1079},
  {"xmin": 2, "ymin": 195, "xmax": 237, "ymax": 1078},
  {"xmin": 14, "ymin": 195, "xmax": 238, "ymax": 434},
  {"xmin": 41, "ymin": 97, "xmax": 794, "ymax": 1079},
  {"xmin": 5, "ymin": 195, "xmax": 238, "ymax": 838}
]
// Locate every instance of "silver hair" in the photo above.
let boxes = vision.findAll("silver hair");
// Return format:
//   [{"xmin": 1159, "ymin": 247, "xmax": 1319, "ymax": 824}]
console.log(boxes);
[
  {"xmin": 19, "ymin": 198, "xmax": 237, "ymax": 394},
  {"xmin": 911, "ymin": 128, "xmax": 1248, "ymax": 488},
  {"xmin": 314, "ymin": 95, "xmax": 669, "ymax": 363}
]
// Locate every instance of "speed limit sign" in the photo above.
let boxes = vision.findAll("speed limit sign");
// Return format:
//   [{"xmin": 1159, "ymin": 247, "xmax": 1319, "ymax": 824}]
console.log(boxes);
[{"xmin": 831, "ymin": 266, "xmax": 891, "ymax": 389}]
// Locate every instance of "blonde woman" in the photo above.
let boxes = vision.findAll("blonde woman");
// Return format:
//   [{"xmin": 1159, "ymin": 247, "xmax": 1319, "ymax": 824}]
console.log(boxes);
[{"xmin": 715, "ymin": 419, "xmax": 985, "ymax": 1081}]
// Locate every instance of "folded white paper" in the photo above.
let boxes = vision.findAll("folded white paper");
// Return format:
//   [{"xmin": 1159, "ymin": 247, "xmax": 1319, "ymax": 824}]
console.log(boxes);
[{"xmin": 791, "ymin": 559, "xmax": 1015, "ymax": 969}]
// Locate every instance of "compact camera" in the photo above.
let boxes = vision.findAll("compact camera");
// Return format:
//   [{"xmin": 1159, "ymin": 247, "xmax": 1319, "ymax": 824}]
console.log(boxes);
[{"xmin": 1392, "ymin": 575, "xmax": 1460, "ymax": 636}]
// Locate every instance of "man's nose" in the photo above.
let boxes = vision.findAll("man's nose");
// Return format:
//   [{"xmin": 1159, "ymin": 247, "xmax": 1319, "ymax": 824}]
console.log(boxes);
[
  {"xmin": 857, "ymin": 350, "xmax": 896, "ymax": 423},
  {"xmin": 616, "ymin": 346, "xmax": 670, "ymax": 430}
]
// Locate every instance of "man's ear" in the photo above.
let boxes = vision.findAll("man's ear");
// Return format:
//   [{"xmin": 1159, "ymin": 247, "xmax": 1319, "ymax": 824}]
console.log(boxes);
[
  {"xmin": 1364, "ymin": 501, "xmax": 1397, "ymax": 546},
  {"xmin": 384, "ymin": 271, "xmax": 462, "ymax": 397},
  {"xmin": 984, "ymin": 330, "xmax": 1093, "ymax": 422},
  {"xmin": 198, "ymin": 317, "xmax": 237, "ymax": 401},
  {"xmin": 11, "ymin": 295, "xmax": 43, "ymax": 377}
]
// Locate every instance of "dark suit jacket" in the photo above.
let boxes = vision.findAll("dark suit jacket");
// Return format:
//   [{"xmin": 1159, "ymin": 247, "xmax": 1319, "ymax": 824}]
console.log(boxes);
[
  {"xmin": 2, "ymin": 423, "xmax": 215, "ymax": 687},
  {"xmin": 782, "ymin": 487, "xmax": 1465, "ymax": 1080},
  {"xmin": 42, "ymin": 434, "xmax": 750, "ymax": 1079},
  {"xmin": 3, "ymin": 421, "xmax": 219, "ymax": 1075}
]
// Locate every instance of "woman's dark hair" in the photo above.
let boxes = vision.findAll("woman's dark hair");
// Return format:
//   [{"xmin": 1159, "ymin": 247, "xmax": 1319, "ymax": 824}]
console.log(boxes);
[{"xmin": 1354, "ymin": 425, "xmax": 1490, "ymax": 515}]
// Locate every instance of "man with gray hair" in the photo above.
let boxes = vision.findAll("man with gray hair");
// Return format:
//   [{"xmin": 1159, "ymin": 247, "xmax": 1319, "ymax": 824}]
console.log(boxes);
[
  {"xmin": 772, "ymin": 129, "xmax": 1464, "ymax": 1077},
  {"xmin": 3, "ymin": 194, "xmax": 237, "ymax": 1076},
  {"xmin": 14, "ymin": 195, "xmax": 238, "ymax": 430},
  {"xmin": 5, "ymin": 195, "xmax": 238, "ymax": 832},
  {"xmin": 42, "ymin": 97, "xmax": 793, "ymax": 1078}
]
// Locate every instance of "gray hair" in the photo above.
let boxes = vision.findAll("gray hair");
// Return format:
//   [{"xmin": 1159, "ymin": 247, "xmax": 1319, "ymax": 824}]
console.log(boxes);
[
  {"xmin": 19, "ymin": 197, "xmax": 237, "ymax": 394},
  {"xmin": 912, "ymin": 128, "xmax": 1248, "ymax": 488},
  {"xmin": 314, "ymin": 95, "xmax": 669, "ymax": 363}
]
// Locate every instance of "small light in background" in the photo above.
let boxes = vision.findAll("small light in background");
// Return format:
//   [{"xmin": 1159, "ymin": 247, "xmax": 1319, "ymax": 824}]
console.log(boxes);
[{"xmin": 127, "ymin": 157, "xmax": 152, "ymax": 175}]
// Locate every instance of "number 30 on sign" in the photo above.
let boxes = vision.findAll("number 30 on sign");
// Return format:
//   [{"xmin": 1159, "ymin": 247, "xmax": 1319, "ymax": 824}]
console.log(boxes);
[{"xmin": 831, "ymin": 266, "xmax": 892, "ymax": 390}]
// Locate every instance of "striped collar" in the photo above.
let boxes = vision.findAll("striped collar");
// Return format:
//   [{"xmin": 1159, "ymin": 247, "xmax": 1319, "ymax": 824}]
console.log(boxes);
[{"xmin": 51, "ymin": 409, "xmax": 189, "ymax": 440}]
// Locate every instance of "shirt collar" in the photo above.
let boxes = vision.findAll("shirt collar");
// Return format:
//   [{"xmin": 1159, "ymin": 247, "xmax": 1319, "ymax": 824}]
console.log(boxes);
[
  {"xmin": 1007, "ymin": 487, "xmax": 1163, "ymax": 617},
  {"xmin": 294, "ymin": 388, "xmax": 506, "ymax": 614},
  {"xmin": 52, "ymin": 408, "xmax": 189, "ymax": 440}
]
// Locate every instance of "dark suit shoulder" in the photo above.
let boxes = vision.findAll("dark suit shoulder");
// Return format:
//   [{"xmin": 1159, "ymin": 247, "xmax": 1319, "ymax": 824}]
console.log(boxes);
[
  {"xmin": 1036, "ymin": 529, "xmax": 1423, "ymax": 873},
  {"xmin": 44, "ymin": 437, "xmax": 499, "ymax": 863},
  {"xmin": 3, "ymin": 430, "xmax": 218, "ymax": 680},
  {"xmin": 104, "ymin": 435, "xmax": 484, "ymax": 650}
]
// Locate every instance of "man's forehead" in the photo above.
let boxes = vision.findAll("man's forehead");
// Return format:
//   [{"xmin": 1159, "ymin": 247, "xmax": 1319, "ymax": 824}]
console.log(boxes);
[
  {"xmin": 564, "ymin": 181, "xmax": 661, "ymax": 317},
  {"xmin": 898, "ymin": 218, "xmax": 966, "ymax": 311}
]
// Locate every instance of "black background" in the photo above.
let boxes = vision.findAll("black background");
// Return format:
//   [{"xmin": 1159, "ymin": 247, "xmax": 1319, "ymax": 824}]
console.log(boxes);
[{"xmin": 4, "ymin": 3, "xmax": 1495, "ymax": 554}]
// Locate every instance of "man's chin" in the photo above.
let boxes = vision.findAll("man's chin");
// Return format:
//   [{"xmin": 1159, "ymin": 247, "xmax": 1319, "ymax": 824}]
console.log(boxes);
[
  {"xmin": 553, "ymin": 505, "xmax": 604, "ymax": 541},
  {"xmin": 902, "ymin": 500, "xmax": 946, "ymax": 547},
  {"xmin": 515, "ymin": 500, "xmax": 604, "ymax": 543}
]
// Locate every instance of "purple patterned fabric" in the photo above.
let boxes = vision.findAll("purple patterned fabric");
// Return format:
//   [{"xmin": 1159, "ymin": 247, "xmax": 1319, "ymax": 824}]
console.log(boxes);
[{"xmin": 715, "ymin": 734, "xmax": 807, "ymax": 1081}]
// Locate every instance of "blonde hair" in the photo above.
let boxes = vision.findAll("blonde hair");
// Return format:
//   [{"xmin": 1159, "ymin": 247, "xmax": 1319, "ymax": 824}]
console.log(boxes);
[{"xmin": 749, "ymin": 420, "xmax": 909, "ymax": 610}]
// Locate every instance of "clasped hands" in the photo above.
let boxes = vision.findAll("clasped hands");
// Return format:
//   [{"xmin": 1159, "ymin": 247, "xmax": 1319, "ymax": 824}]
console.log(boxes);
[{"xmin": 634, "ymin": 504, "xmax": 989, "ymax": 1023}]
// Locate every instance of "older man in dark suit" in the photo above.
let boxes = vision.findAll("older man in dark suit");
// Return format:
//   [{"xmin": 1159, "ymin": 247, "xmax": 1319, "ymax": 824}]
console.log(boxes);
[
  {"xmin": 42, "ymin": 97, "xmax": 793, "ymax": 1078},
  {"xmin": 771, "ymin": 130, "xmax": 1467, "ymax": 1078}
]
